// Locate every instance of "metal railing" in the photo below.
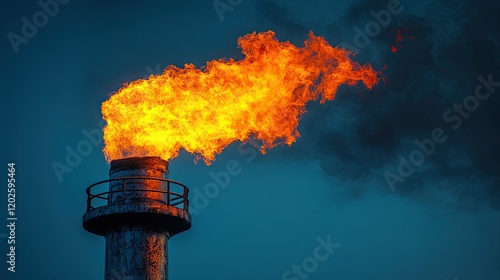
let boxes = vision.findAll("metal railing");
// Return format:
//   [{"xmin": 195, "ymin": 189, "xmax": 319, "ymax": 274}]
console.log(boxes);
[{"xmin": 85, "ymin": 176, "xmax": 189, "ymax": 212}]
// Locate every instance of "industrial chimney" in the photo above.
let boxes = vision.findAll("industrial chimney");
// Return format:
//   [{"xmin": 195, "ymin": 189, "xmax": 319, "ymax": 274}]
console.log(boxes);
[{"xmin": 83, "ymin": 156, "xmax": 191, "ymax": 280}]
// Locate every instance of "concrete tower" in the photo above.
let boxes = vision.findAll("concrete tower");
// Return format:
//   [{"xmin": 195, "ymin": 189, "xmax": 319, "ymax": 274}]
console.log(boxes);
[{"xmin": 83, "ymin": 156, "xmax": 191, "ymax": 280}]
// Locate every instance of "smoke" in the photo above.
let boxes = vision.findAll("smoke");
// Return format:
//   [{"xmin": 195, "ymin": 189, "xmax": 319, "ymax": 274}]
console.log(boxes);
[
  {"xmin": 254, "ymin": 0, "xmax": 310, "ymax": 36},
  {"xmin": 255, "ymin": 0, "xmax": 500, "ymax": 210}
]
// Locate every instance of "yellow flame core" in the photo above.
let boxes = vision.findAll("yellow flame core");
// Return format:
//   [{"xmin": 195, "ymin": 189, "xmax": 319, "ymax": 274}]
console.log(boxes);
[{"xmin": 102, "ymin": 31, "xmax": 379, "ymax": 164}]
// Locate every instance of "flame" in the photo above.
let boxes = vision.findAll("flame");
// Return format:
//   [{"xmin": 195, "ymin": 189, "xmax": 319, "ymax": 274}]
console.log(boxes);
[
  {"xmin": 102, "ymin": 31, "xmax": 380, "ymax": 164},
  {"xmin": 391, "ymin": 28, "xmax": 415, "ymax": 53}
]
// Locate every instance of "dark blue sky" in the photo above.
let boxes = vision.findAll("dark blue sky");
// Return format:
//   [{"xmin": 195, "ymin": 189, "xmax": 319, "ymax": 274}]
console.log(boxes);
[{"xmin": 1, "ymin": 0, "xmax": 499, "ymax": 279}]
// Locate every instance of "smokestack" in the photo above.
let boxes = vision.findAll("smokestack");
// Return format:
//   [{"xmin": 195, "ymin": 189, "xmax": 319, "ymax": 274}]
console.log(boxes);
[{"xmin": 83, "ymin": 156, "xmax": 191, "ymax": 280}]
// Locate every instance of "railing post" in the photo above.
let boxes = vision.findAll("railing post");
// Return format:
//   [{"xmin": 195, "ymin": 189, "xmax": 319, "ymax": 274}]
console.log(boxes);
[
  {"xmin": 86, "ymin": 187, "xmax": 92, "ymax": 211},
  {"xmin": 167, "ymin": 181, "xmax": 171, "ymax": 205},
  {"xmin": 123, "ymin": 179, "xmax": 127, "ymax": 202},
  {"xmin": 183, "ymin": 187, "xmax": 189, "ymax": 210}
]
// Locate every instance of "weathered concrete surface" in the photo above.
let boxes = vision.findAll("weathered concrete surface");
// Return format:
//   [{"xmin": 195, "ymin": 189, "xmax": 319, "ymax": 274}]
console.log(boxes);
[
  {"xmin": 83, "ymin": 202, "xmax": 191, "ymax": 236},
  {"xmin": 83, "ymin": 157, "xmax": 191, "ymax": 280},
  {"xmin": 105, "ymin": 226, "xmax": 168, "ymax": 280},
  {"xmin": 109, "ymin": 157, "xmax": 169, "ymax": 205}
]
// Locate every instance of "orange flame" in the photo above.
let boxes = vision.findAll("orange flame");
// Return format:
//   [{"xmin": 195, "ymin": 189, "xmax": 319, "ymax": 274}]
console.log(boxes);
[
  {"xmin": 102, "ymin": 31, "xmax": 379, "ymax": 164},
  {"xmin": 391, "ymin": 28, "xmax": 415, "ymax": 53}
]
